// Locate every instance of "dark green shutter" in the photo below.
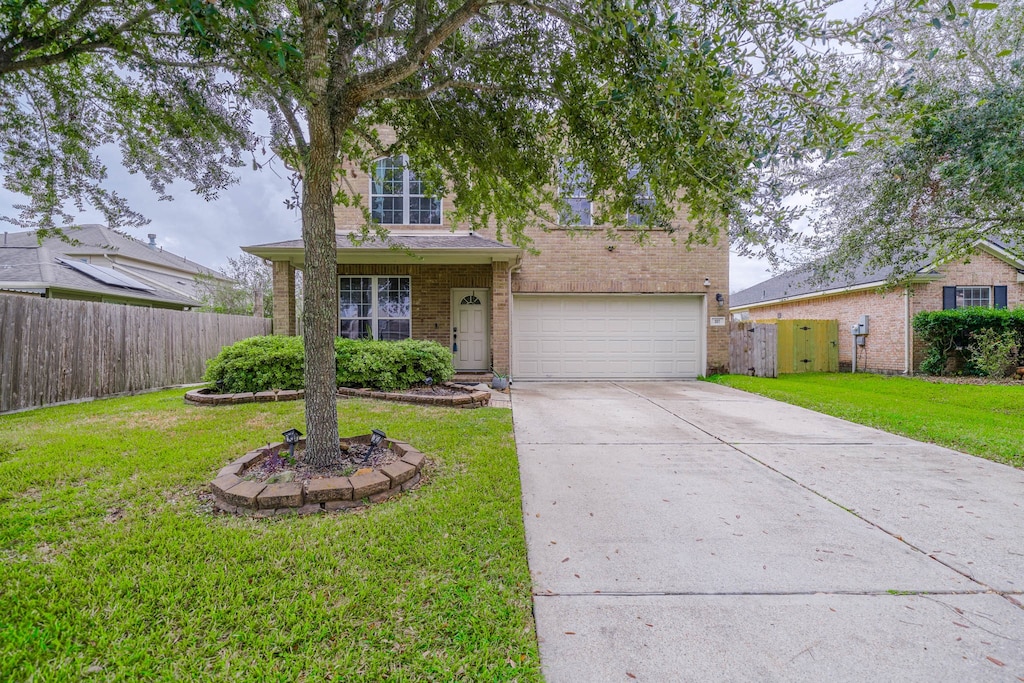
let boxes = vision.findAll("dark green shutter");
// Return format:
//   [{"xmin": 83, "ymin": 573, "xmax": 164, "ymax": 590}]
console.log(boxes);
[
  {"xmin": 994, "ymin": 286, "xmax": 1008, "ymax": 309},
  {"xmin": 942, "ymin": 286, "xmax": 956, "ymax": 310}
]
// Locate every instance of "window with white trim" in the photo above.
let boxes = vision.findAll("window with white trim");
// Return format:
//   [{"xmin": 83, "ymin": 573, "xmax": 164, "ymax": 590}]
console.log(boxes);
[
  {"xmin": 371, "ymin": 156, "xmax": 441, "ymax": 225},
  {"xmin": 339, "ymin": 276, "xmax": 411, "ymax": 340},
  {"xmin": 956, "ymin": 286, "xmax": 991, "ymax": 308}
]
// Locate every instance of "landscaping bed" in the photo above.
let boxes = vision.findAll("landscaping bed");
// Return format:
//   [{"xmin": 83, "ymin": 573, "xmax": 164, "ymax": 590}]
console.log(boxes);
[
  {"xmin": 186, "ymin": 383, "xmax": 490, "ymax": 408},
  {"xmin": 210, "ymin": 433, "xmax": 427, "ymax": 516}
]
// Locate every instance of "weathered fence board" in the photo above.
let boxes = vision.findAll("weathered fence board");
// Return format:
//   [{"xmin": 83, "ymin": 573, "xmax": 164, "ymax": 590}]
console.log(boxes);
[
  {"xmin": 0, "ymin": 294, "xmax": 271, "ymax": 413},
  {"xmin": 729, "ymin": 322, "xmax": 778, "ymax": 377}
]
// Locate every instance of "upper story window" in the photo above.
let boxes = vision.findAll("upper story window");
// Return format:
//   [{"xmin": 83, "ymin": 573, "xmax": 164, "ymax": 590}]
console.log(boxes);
[
  {"xmin": 626, "ymin": 169, "xmax": 654, "ymax": 225},
  {"xmin": 558, "ymin": 165, "xmax": 592, "ymax": 226},
  {"xmin": 371, "ymin": 156, "xmax": 441, "ymax": 225}
]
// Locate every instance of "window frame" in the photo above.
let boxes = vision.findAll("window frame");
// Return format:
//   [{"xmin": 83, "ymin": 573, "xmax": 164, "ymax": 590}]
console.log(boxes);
[
  {"xmin": 338, "ymin": 275, "xmax": 412, "ymax": 340},
  {"xmin": 370, "ymin": 155, "xmax": 442, "ymax": 226},
  {"xmin": 557, "ymin": 165, "xmax": 593, "ymax": 227},
  {"xmin": 956, "ymin": 286, "xmax": 991, "ymax": 309}
]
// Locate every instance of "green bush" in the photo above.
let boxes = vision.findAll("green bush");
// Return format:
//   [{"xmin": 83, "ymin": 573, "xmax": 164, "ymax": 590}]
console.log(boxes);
[
  {"xmin": 205, "ymin": 336, "xmax": 455, "ymax": 393},
  {"xmin": 204, "ymin": 336, "xmax": 306, "ymax": 393},
  {"xmin": 912, "ymin": 307, "xmax": 1024, "ymax": 375},
  {"xmin": 335, "ymin": 338, "xmax": 454, "ymax": 391},
  {"xmin": 968, "ymin": 328, "xmax": 1019, "ymax": 377}
]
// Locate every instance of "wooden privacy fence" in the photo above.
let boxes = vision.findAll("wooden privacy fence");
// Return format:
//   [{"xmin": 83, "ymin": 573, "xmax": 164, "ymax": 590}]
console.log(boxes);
[
  {"xmin": 730, "ymin": 319, "xmax": 839, "ymax": 377},
  {"xmin": 0, "ymin": 295, "xmax": 272, "ymax": 413}
]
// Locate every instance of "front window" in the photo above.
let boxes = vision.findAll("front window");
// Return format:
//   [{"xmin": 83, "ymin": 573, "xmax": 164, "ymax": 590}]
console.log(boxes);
[
  {"xmin": 371, "ymin": 156, "xmax": 441, "ymax": 225},
  {"xmin": 339, "ymin": 276, "xmax": 411, "ymax": 340},
  {"xmin": 627, "ymin": 171, "xmax": 654, "ymax": 226},
  {"xmin": 956, "ymin": 286, "xmax": 991, "ymax": 308}
]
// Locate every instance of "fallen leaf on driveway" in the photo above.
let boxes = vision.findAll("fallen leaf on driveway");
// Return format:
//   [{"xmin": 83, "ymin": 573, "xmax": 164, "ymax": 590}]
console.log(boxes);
[
  {"xmin": 985, "ymin": 656, "xmax": 1004, "ymax": 667},
  {"xmin": 561, "ymin": 557, "xmax": 570, "ymax": 562},
  {"xmin": 564, "ymin": 631, "xmax": 575, "ymax": 635},
  {"xmin": 953, "ymin": 622, "xmax": 969, "ymax": 629},
  {"xmin": 626, "ymin": 674, "xmax": 636, "ymax": 679}
]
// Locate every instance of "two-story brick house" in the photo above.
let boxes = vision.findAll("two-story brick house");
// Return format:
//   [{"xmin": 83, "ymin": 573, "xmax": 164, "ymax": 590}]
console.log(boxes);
[
  {"xmin": 730, "ymin": 239, "xmax": 1024, "ymax": 374},
  {"xmin": 244, "ymin": 154, "xmax": 730, "ymax": 380}
]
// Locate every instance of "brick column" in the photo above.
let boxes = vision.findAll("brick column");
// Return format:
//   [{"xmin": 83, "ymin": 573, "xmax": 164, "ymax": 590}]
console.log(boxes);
[
  {"xmin": 272, "ymin": 261, "xmax": 297, "ymax": 336},
  {"xmin": 491, "ymin": 261, "xmax": 511, "ymax": 375}
]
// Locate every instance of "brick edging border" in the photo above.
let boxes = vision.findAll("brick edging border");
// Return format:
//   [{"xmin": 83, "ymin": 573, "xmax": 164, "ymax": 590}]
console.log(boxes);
[
  {"xmin": 210, "ymin": 433, "xmax": 426, "ymax": 517},
  {"xmin": 187, "ymin": 383, "xmax": 489, "ymax": 408}
]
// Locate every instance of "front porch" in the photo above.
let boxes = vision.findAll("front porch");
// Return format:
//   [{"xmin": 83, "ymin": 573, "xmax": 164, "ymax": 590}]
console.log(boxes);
[{"xmin": 243, "ymin": 233, "xmax": 521, "ymax": 375}]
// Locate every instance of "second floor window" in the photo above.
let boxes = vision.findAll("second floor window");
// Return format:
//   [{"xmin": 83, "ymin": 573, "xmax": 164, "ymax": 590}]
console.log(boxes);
[
  {"xmin": 371, "ymin": 156, "xmax": 442, "ymax": 225},
  {"xmin": 558, "ymin": 165, "xmax": 593, "ymax": 227}
]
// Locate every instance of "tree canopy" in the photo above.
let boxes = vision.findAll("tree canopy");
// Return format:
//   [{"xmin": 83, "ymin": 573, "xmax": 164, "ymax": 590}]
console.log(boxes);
[
  {"xmin": 0, "ymin": 0, "xmax": 252, "ymax": 232},
  {"xmin": 796, "ymin": 0, "xmax": 1024, "ymax": 281}
]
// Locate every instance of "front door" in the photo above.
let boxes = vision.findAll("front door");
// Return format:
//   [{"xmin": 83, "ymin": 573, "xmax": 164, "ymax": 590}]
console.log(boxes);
[{"xmin": 451, "ymin": 288, "xmax": 490, "ymax": 371}]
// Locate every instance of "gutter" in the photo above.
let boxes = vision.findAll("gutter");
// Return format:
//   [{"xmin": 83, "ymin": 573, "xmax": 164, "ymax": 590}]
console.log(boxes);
[
  {"xmin": 904, "ymin": 286, "xmax": 912, "ymax": 375},
  {"xmin": 730, "ymin": 274, "xmax": 941, "ymax": 312}
]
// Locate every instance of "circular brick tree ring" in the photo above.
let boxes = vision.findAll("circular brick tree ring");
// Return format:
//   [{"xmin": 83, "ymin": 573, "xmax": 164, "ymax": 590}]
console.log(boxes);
[{"xmin": 210, "ymin": 434, "xmax": 426, "ymax": 517}]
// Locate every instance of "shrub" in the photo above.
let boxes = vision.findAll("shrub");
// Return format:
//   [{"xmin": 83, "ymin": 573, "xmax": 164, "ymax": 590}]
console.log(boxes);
[
  {"xmin": 912, "ymin": 307, "xmax": 1024, "ymax": 375},
  {"xmin": 335, "ymin": 338, "xmax": 454, "ymax": 391},
  {"xmin": 204, "ymin": 336, "xmax": 305, "ymax": 393},
  {"xmin": 968, "ymin": 328, "xmax": 1019, "ymax": 378},
  {"xmin": 205, "ymin": 336, "xmax": 455, "ymax": 393}
]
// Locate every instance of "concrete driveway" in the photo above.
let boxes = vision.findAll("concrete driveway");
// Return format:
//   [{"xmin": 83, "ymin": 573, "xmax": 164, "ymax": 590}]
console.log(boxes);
[{"xmin": 513, "ymin": 381, "xmax": 1024, "ymax": 682}]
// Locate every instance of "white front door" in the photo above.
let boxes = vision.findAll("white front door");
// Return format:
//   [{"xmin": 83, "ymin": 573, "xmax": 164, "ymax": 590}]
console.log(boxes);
[{"xmin": 451, "ymin": 288, "xmax": 490, "ymax": 371}]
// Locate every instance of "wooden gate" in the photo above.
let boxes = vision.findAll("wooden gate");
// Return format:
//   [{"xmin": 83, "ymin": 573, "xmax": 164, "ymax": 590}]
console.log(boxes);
[
  {"xmin": 729, "ymin": 322, "xmax": 778, "ymax": 377},
  {"xmin": 729, "ymin": 319, "xmax": 838, "ymax": 377},
  {"xmin": 774, "ymin": 319, "xmax": 839, "ymax": 373}
]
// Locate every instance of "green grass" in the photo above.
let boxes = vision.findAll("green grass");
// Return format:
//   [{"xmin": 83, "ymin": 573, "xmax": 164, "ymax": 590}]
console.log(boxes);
[
  {"xmin": 0, "ymin": 390, "xmax": 540, "ymax": 681},
  {"xmin": 708, "ymin": 373, "xmax": 1024, "ymax": 468}
]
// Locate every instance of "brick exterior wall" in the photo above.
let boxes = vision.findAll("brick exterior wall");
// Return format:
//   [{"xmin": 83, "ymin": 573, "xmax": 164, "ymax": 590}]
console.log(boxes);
[
  {"xmin": 323, "ymin": 128, "xmax": 731, "ymax": 375},
  {"xmin": 737, "ymin": 250, "xmax": 1024, "ymax": 374},
  {"xmin": 272, "ymin": 262, "xmax": 296, "ymax": 336}
]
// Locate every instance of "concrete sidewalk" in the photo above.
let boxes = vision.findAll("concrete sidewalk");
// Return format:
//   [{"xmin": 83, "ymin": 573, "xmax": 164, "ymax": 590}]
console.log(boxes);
[{"xmin": 513, "ymin": 381, "xmax": 1024, "ymax": 682}]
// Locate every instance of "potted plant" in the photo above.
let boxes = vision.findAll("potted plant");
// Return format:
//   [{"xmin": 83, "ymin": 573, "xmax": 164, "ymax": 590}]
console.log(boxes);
[{"xmin": 491, "ymin": 371, "xmax": 509, "ymax": 391}]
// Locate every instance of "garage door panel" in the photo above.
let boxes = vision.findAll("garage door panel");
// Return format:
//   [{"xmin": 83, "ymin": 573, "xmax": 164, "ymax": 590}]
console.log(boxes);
[{"xmin": 513, "ymin": 295, "xmax": 703, "ymax": 380}]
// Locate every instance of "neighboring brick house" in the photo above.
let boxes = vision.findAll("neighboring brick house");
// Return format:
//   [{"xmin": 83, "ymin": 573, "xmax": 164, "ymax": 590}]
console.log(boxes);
[
  {"xmin": 0, "ymin": 224, "xmax": 234, "ymax": 310},
  {"xmin": 730, "ymin": 239, "xmax": 1024, "ymax": 374},
  {"xmin": 244, "ymin": 150, "xmax": 730, "ymax": 380}
]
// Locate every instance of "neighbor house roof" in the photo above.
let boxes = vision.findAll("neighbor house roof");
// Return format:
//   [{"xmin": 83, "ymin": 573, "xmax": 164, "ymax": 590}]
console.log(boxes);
[
  {"xmin": 730, "ymin": 238, "xmax": 1024, "ymax": 310},
  {"xmin": 0, "ymin": 224, "xmax": 231, "ymax": 307},
  {"xmin": 243, "ymin": 231, "xmax": 522, "ymax": 265}
]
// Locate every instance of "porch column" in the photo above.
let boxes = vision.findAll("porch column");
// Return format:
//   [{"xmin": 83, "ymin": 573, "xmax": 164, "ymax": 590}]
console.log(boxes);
[
  {"xmin": 491, "ymin": 260, "xmax": 511, "ymax": 375},
  {"xmin": 272, "ymin": 261, "xmax": 297, "ymax": 336}
]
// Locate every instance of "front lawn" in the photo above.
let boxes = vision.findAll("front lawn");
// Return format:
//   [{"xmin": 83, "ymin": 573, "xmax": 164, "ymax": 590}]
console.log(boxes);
[
  {"xmin": 709, "ymin": 373, "xmax": 1024, "ymax": 468},
  {"xmin": 0, "ymin": 390, "xmax": 540, "ymax": 681}
]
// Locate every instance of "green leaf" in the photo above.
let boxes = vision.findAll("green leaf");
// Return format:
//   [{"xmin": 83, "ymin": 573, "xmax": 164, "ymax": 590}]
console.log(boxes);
[{"xmin": 969, "ymin": 1, "xmax": 999, "ymax": 9}]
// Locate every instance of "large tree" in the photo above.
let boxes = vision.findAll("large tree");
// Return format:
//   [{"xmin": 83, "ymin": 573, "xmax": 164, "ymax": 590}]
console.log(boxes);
[
  {"xmin": 796, "ymin": 0, "xmax": 1024, "ymax": 281},
  {"xmin": 175, "ymin": 0, "xmax": 858, "ymax": 465}
]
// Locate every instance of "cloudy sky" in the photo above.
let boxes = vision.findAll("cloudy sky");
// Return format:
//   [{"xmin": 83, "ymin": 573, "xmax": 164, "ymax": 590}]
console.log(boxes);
[{"xmin": 0, "ymin": 0, "xmax": 868, "ymax": 294}]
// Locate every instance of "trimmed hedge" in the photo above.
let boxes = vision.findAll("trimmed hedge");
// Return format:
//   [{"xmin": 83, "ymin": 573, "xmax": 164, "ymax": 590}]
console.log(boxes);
[
  {"xmin": 335, "ymin": 338, "xmax": 454, "ymax": 391},
  {"xmin": 912, "ymin": 307, "xmax": 1024, "ymax": 375},
  {"xmin": 204, "ymin": 336, "xmax": 305, "ymax": 393},
  {"xmin": 204, "ymin": 336, "xmax": 455, "ymax": 393}
]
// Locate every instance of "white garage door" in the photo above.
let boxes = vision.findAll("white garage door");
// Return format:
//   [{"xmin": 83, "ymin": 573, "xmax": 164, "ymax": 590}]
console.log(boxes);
[{"xmin": 512, "ymin": 294, "xmax": 703, "ymax": 380}]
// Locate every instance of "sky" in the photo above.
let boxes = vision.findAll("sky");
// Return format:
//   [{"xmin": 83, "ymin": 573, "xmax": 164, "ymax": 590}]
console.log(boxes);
[{"xmin": 0, "ymin": 0, "xmax": 870, "ymax": 294}]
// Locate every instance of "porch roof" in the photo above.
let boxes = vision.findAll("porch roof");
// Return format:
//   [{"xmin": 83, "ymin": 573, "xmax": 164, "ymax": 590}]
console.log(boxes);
[{"xmin": 242, "ymin": 232, "xmax": 521, "ymax": 266}]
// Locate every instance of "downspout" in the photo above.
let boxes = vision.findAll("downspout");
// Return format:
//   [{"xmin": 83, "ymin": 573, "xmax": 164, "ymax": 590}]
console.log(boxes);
[{"xmin": 904, "ymin": 285, "xmax": 912, "ymax": 375}]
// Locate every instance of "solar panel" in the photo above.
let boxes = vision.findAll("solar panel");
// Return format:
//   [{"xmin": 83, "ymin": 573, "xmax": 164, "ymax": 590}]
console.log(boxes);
[{"xmin": 56, "ymin": 258, "xmax": 156, "ymax": 292}]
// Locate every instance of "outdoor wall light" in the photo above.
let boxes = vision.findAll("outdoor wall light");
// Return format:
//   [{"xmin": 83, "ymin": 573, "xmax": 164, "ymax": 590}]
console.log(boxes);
[
  {"xmin": 703, "ymin": 277, "xmax": 711, "ymax": 287},
  {"xmin": 282, "ymin": 428, "xmax": 303, "ymax": 460},
  {"xmin": 716, "ymin": 293, "xmax": 725, "ymax": 306},
  {"xmin": 364, "ymin": 428, "xmax": 387, "ymax": 463}
]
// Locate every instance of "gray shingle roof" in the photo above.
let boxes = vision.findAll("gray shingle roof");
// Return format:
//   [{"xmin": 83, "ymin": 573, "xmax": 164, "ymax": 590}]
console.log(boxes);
[
  {"xmin": 0, "ymin": 225, "xmax": 228, "ymax": 307},
  {"xmin": 730, "ymin": 238, "xmax": 1024, "ymax": 309}
]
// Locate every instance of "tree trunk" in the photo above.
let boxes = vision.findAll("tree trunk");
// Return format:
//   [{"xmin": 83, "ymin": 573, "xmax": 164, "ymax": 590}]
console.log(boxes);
[
  {"xmin": 295, "ymin": 0, "xmax": 342, "ymax": 467},
  {"xmin": 300, "ymin": 100, "xmax": 341, "ymax": 466}
]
